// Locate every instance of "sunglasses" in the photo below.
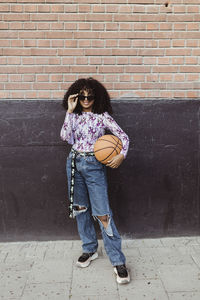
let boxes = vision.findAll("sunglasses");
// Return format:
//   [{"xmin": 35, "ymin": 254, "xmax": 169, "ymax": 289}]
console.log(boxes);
[{"xmin": 78, "ymin": 95, "xmax": 94, "ymax": 102}]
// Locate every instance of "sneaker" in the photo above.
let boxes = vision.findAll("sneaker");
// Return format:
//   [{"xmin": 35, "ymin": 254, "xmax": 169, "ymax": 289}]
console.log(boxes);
[
  {"xmin": 114, "ymin": 264, "xmax": 130, "ymax": 284},
  {"xmin": 76, "ymin": 252, "xmax": 98, "ymax": 268}
]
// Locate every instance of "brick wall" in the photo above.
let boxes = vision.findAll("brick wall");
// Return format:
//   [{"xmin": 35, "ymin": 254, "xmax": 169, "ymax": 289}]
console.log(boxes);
[{"xmin": 0, "ymin": 0, "xmax": 200, "ymax": 99}]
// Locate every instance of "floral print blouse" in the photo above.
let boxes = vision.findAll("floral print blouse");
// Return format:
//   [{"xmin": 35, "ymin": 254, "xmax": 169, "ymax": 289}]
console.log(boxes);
[{"xmin": 60, "ymin": 111, "xmax": 129, "ymax": 158}]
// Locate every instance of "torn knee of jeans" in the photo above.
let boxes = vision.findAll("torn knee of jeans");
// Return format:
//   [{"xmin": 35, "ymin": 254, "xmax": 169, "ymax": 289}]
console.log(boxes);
[
  {"xmin": 95, "ymin": 215, "xmax": 113, "ymax": 237},
  {"xmin": 73, "ymin": 205, "xmax": 87, "ymax": 216}
]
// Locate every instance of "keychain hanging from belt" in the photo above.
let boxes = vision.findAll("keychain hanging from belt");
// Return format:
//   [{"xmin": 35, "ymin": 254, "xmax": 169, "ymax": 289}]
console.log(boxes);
[{"xmin": 68, "ymin": 148, "xmax": 95, "ymax": 218}]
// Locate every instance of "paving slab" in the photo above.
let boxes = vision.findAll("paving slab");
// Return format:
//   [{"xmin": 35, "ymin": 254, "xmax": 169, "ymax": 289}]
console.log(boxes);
[
  {"xmin": 118, "ymin": 278, "xmax": 168, "ymax": 300},
  {"xmin": 168, "ymin": 291, "xmax": 200, "ymax": 300},
  {"xmin": 158, "ymin": 264, "xmax": 200, "ymax": 292}
]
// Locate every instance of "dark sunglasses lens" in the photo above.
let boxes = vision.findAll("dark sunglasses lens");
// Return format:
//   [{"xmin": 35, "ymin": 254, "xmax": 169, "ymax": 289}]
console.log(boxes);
[
  {"xmin": 78, "ymin": 95, "xmax": 85, "ymax": 101},
  {"xmin": 79, "ymin": 95, "xmax": 94, "ymax": 101}
]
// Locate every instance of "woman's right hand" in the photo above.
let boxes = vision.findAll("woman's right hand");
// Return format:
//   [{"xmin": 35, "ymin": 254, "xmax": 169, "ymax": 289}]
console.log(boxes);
[{"xmin": 67, "ymin": 93, "xmax": 79, "ymax": 113}]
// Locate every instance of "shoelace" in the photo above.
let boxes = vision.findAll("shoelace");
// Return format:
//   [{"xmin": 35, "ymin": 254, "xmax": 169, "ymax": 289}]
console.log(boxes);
[{"xmin": 116, "ymin": 265, "xmax": 128, "ymax": 277}]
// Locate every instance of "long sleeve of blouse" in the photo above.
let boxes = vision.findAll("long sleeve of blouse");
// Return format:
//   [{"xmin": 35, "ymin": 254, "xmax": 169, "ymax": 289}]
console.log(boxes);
[
  {"xmin": 102, "ymin": 112, "xmax": 129, "ymax": 158},
  {"xmin": 60, "ymin": 112, "xmax": 74, "ymax": 145}
]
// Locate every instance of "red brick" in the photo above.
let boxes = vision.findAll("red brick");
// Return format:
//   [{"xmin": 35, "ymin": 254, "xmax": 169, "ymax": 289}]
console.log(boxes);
[
  {"xmin": 11, "ymin": 5, "xmax": 23, "ymax": 12},
  {"xmin": 78, "ymin": 4, "xmax": 91, "ymax": 13},
  {"xmin": 187, "ymin": 23, "xmax": 199, "ymax": 31},
  {"xmin": 24, "ymin": 5, "xmax": 37, "ymax": 13},
  {"xmin": 10, "ymin": 74, "xmax": 22, "ymax": 82},
  {"xmin": 37, "ymin": 75, "xmax": 49, "ymax": 82},
  {"xmin": 174, "ymin": 74, "xmax": 185, "ymax": 82},
  {"xmin": 158, "ymin": 57, "xmax": 170, "ymax": 65},
  {"xmin": 141, "ymin": 83, "xmax": 166, "ymax": 90},
  {"xmin": 4, "ymin": 13, "xmax": 30, "ymax": 21},
  {"xmin": 112, "ymin": 49, "xmax": 137, "ymax": 56},
  {"xmin": 99, "ymin": 66, "xmax": 124, "ymax": 73},
  {"xmin": 17, "ymin": 66, "xmax": 44, "ymax": 74},
  {"xmin": 33, "ymin": 83, "xmax": 59, "ymax": 90},
  {"xmin": 143, "ymin": 57, "xmax": 156, "ymax": 65},
  {"xmin": 103, "ymin": 57, "xmax": 116, "ymax": 64},
  {"xmin": 114, "ymin": 82, "xmax": 140, "ymax": 90},
  {"xmin": 76, "ymin": 57, "xmax": 88, "ymax": 65},
  {"xmin": 0, "ymin": 75, "xmax": 8, "ymax": 81},
  {"xmin": 37, "ymin": 91, "xmax": 51, "ymax": 99},
  {"xmin": 26, "ymin": 91, "xmax": 38, "ymax": 99},
  {"xmin": 93, "ymin": 5, "xmax": 105, "ymax": 13},
  {"xmin": 105, "ymin": 40, "xmax": 118, "ymax": 47},
  {"xmin": 92, "ymin": 40, "xmax": 105, "ymax": 47},
  {"xmin": 146, "ymin": 74, "xmax": 159, "ymax": 82},
  {"xmin": 120, "ymin": 23, "xmax": 132, "ymax": 31},
  {"xmin": 171, "ymin": 57, "xmax": 184, "ymax": 65},
  {"xmin": 185, "ymin": 57, "xmax": 198, "ymax": 65},
  {"xmin": 173, "ymin": 91, "xmax": 186, "ymax": 98},
  {"xmin": 92, "ymin": 23, "xmax": 105, "ymax": 30},
  {"xmin": 0, "ymin": 5, "xmax": 10, "ymax": 12},
  {"xmin": 153, "ymin": 66, "xmax": 178, "ymax": 73},
  {"xmin": 160, "ymin": 74, "xmax": 173, "ymax": 82},
  {"xmin": 37, "ymin": 5, "xmax": 51, "ymax": 12},
  {"xmin": 70, "ymin": 66, "xmax": 97, "ymax": 73},
  {"xmin": 116, "ymin": 57, "xmax": 129, "ymax": 65},
  {"xmin": 51, "ymin": 23, "xmax": 64, "ymax": 30},
  {"xmin": 129, "ymin": 57, "xmax": 143, "ymax": 64},
  {"xmin": 90, "ymin": 57, "xmax": 102, "ymax": 65},
  {"xmin": 187, "ymin": 74, "xmax": 199, "ymax": 81},
  {"xmin": 5, "ymin": 82, "xmax": 31, "ymax": 90},
  {"xmin": 23, "ymin": 75, "xmax": 35, "ymax": 82},
  {"xmin": 3, "ymin": 48, "xmax": 31, "ymax": 56},
  {"xmin": 7, "ymin": 57, "xmax": 21, "ymax": 65},
  {"xmin": 119, "ymin": 74, "xmax": 131, "ymax": 82},
  {"xmin": 187, "ymin": 91, "xmax": 199, "ymax": 98},
  {"xmin": 106, "ymin": 75, "xmax": 119, "ymax": 82},
  {"xmin": 166, "ymin": 49, "xmax": 191, "ymax": 56},
  {"xmin": 78, "ymin": 23, "xmax": 91, "ymax": 30},
  {"xmin": 118, "ymin": 40, "xmax": 131, "ymax": 47},
  {"xmin": 138, "ymin": 49, "xmax": 164, "ymax": 56},
  {"xmin": 51, "ymin": 5, "xmax": 64, "ymax": 13},
  {"xmin": 172, "ymin": 40, "xmax": 185, "ymax": 47},
  {"xmin": 44, "ymin": 66, "xmax": 70, "ymax": 73},
  {"xmin": 187, "ymin": 5, "xmax": 199, "ymax": 13},
  {"xmin": 106, "ymin": 23, "xmax": 119, "ymax": 31},
  {"xmin": 125, "ymin": 66, "xmax": 151, "ymax": 73},
  {"xmin": 133, "ymin": 74, "xmax": 145, "ymax": 82},
  {"xmin": 31, "ymin": 13, "xmax": 58, "ymax": 21}
]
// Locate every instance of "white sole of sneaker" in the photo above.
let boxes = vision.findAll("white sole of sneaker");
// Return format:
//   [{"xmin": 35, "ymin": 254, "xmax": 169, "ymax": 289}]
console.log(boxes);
[
  {"xmin": 76, "ymin": 252, "xmax": 98, "ymax": 268},
  {"xmin": 114, "ymin": 267, "xmax": 130, "ymax": 284}
]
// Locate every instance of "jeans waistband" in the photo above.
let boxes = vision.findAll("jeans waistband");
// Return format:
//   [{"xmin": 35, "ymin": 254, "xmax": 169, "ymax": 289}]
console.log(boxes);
[{"xmin": 71, "ymin": 148, "xmax": 95, "ymax": 157}]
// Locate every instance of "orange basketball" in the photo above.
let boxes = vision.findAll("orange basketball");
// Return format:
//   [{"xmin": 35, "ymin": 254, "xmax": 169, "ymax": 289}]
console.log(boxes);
[{"xmin": 94, "ymin": 134, "xmax": 123, "ymax": 164}]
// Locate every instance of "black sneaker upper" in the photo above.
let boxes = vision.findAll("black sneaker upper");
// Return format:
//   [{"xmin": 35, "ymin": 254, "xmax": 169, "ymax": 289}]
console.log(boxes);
[
  {"xmin": 78, "ymin": 252, "xmax": 94, "ymax": 263},
  {"xmin": 115, "ymin": 264, "xmax": 128, "ymax": 278}
]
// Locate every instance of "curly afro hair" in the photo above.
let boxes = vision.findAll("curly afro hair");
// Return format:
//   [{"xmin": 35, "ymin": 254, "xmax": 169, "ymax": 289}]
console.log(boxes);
[{"xmin": 62, "ymin": 77, "xmax": 113, "ymax": 115}]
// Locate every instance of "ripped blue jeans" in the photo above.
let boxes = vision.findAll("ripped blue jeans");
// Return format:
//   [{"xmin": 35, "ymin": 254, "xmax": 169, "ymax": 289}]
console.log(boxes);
[{"xmin": 66, "ymin": 150, "xmax": 126, "ymax": 266}]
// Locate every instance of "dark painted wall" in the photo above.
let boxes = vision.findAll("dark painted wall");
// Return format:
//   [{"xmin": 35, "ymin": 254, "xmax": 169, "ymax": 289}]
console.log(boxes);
[{"xmin": 0, "ymin": 99, "xmax": 199, "ymax": 241}]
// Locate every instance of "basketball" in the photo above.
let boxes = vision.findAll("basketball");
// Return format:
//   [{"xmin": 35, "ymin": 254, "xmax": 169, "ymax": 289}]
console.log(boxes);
[{"xmin": 94, "ymin": 134, "xmax": 123, "ymax": 164}]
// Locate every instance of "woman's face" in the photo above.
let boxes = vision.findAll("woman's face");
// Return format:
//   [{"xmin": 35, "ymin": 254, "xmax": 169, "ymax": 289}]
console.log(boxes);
[{"xmin": 79, "ymin": 89, "xmax": 94, "ymax": 112}]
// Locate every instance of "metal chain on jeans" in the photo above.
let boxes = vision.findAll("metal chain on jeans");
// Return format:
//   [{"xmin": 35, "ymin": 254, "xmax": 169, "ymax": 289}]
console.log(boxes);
[{"xmin": 69, "ymin": 148, "xmax": 95, "ymax": 218}]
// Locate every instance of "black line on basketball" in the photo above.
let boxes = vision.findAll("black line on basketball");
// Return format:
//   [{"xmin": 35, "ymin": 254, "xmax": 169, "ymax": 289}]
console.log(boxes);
[
  {"xmin": 98, "ymin": 137, "xmax": 122, "ymax": 152},
  {"xmin": 109, "ymin": 135, "xmax": 122, "ymax": 151},
  {"xmin": 94, "ymin": 146, "xmax": 116, "ymax": 154},
  {"xmin": 97, "ymin": 138, "xmax": 118, "ymax": 147},
  {"xmin": 100, "ymin": 145, "xmax": 118, "ymax": 163}
]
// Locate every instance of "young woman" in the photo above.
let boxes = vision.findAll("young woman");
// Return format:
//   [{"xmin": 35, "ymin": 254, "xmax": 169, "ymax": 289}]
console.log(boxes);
[{"xmin": 60, "ymin": 77, "xmax": 130, "ymax": 284}]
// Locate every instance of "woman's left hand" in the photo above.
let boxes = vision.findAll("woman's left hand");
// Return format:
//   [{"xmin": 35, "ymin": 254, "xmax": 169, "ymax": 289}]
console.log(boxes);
[{"xmin": 106, "ymin": 153, "xmax": 124, "ymax": 168}]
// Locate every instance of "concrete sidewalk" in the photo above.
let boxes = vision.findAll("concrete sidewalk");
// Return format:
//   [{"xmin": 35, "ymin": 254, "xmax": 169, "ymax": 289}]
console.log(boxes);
[{"xmin": 0, "ymin": 237, "xmax": 200, "ymax": 300}]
